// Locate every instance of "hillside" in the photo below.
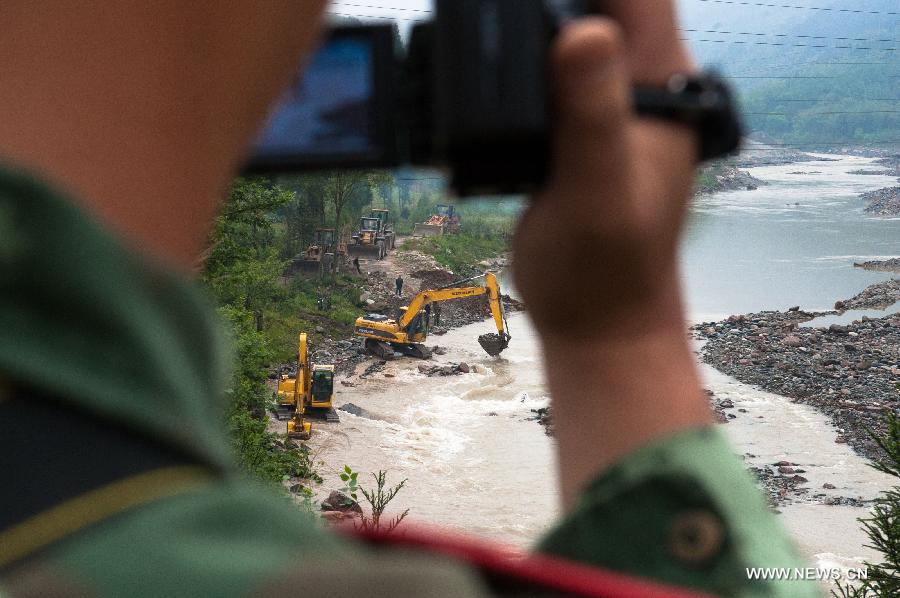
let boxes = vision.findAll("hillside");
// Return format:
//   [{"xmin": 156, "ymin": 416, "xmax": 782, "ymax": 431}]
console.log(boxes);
[{"xmin": 677, "ymin": 0, "xmax": 899, "ymax": 146}]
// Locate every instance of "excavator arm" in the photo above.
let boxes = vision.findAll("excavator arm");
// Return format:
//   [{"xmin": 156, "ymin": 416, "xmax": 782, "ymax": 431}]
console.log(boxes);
[
  {"xmin": 287, "ymin": 333, "xmax": 311, "ymax": 439},
  {"xmin": 397, "ymin": 272, "xmax": 510, "ymax": 356}
]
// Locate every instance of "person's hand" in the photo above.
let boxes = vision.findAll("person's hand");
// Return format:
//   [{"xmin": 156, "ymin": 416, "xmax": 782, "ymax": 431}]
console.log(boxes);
[
  {"xmin": 513, "ymin": 6, "xmax": 697, "ymax": 342},
  {"xmin": 511, "ymin": 4, "xmax": 712, "ymax": 507}
]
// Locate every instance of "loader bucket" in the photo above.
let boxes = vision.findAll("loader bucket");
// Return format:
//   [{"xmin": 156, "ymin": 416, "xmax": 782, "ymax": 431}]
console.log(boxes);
[
  {"xmin": 478, "ymin": 333, "xmax": 509, "ymax": 357},
  {"xmin": 412, "ymin": 223, "xmax": 444, "ymax": 237}
]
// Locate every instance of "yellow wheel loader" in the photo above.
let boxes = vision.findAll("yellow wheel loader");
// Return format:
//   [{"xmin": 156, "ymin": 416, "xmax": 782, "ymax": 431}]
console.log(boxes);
[
  {"xmin": 275, "ymin": 333, "xmax": 339, "ymax": 439},
  {"xmin": 347, "ymin": 210, "xmax": 395, "ymax": 260},
  {"xmin": 294, "ymin": 228, "xmax": 338, "ymax": 273},
  {"xmin": 412, "ymin": 204, "xmax": 460, "ymax": 237},
  {"xmin": 353, "ymin": 271, "xmax": 510, "ymax": 360}
]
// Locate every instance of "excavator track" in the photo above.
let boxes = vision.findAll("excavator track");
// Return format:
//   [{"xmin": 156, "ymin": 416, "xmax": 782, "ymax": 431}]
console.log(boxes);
[
  {"xmin": 274, "ymin": 405, "xmax": 294, "ymax": 421},
  {"xmin": 307, "ymin": 407, "xmax": 341, "ymax": 422},
  {"xmin": 365, "ymin": 339, "xmax": 395, "ymax": 360},
  {"xmin": 398, "ymin": 343, "xmax": 432, "ymax": 360}
]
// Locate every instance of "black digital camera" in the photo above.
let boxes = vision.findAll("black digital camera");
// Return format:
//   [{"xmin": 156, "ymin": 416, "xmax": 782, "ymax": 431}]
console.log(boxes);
[
  {"xmin": 245, "ymin": 0, "xmax": 740, "ymax": 196},
  {"xmin": 245, "ymin": 0, "xmax": 591, "ymax": 196}
]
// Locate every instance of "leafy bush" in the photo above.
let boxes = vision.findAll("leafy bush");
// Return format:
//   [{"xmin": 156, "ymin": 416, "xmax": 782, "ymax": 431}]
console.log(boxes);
[{"xmin": 341, "ymin": 466, "xmax": 409, "ymax": 534}]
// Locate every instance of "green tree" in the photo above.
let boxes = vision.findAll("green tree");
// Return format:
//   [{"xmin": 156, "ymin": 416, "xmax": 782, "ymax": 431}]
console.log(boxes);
[
  {"xmin": 204, "ymin": 179, "xmax": 293, "ymax": 330},
  {"xmin": 299, "ymin": 171, "xmax": 393, "ymax": 273},
  {"xmin": 835, "ymin": 412, "xmax": 900, "ymax": 597}
]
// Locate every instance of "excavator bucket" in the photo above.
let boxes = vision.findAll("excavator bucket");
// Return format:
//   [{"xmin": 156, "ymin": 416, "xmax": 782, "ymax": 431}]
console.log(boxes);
[{"xmin": 478, "ymin": 333, "xmax": 509, "ymax": 357}]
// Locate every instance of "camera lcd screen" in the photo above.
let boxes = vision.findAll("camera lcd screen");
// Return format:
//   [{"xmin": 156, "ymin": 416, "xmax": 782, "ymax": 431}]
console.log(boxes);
[{"xmin": 246, "ymin": 26, "xmax": 396, "ymax": 172}]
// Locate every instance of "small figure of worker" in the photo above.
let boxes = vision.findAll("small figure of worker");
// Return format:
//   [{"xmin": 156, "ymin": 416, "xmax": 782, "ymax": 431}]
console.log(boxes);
[
  {"xmin": 433, "ymin": 302, "xmax": 442, "ymax": 326},
  {"xmin": 353, "ymin": 256, "xmax": 361, "ymax": 274},
  {"xmin": 395, "ymin": 275, "xmax": 403, "ymax": 297}
]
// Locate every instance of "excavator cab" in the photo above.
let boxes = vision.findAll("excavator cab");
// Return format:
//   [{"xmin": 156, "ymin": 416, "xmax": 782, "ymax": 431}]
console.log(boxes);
[{"xmin": 309, "ymin": 366, "xmax": 334, "ymax": 410}]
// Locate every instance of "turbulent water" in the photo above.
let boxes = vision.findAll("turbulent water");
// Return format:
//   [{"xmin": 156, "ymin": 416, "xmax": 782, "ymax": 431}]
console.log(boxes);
[
  {"xmin": 313, "ymin": 155, "xmax": 899, "ymax": 570},
  {"xmin": 314, "ymin": 312, "xmax": 557, "ymax": 546}
]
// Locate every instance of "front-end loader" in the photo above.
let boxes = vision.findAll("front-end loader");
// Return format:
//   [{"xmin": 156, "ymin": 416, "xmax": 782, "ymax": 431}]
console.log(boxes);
[
  {"xmin": 347, "ymin": 215, "xmax": 388, "ymax": 260},
  {"xmin": 353, "ymin": 272, "xmax": 510, "ymax": 360},
  {"xmin": 275, "ymin": 333, "xmax": 339, "ymax": 438},
  {"xmin": 294, "ymin": 228, "xmax": 338, "ymax": 272},
  {"xmin": 369, "ymin": 208, "xmax": 396, "ymax": 249},
  {"xmin": 413, "ymin": 204, "xmax": 460, "ymax": 237}
]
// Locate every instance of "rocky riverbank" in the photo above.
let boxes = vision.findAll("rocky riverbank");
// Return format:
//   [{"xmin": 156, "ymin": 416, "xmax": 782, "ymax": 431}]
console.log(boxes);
[
  {"xmin": 855, "ymin": 258, "xmax": 900, "ymax": 274},
  {"xmin": 696, "ymin": 162, "xmax": 766, "ymax": 194},
  {"xmin": 836, "ymin": 279, "xmax": 900, "ymax": 310},
  {"xmin": 735, "ymin": 144, "xmax": 817, "ymax": 168},
  {"xmin": 693, "ymin": 282, "xmax": 900, "ymax": 462},
  {"xmin": 861, "ymin": 186, "xmax": 900, "ymax": 217}
]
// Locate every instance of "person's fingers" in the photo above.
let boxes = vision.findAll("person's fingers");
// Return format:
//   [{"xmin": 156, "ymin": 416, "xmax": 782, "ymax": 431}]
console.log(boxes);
[
  {"xmin": 590, "ymin": 1, "xmax": 695, "ymax": 84},
  {"xmin": 544, "ymin": 18, "xmax": 632, "ymax": 212}
]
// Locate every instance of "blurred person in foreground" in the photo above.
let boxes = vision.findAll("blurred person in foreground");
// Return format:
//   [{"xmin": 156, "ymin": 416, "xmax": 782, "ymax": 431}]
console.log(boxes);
[{"xmin": 0, "ymin": 2, "xmax": 816, "ymax": 597}]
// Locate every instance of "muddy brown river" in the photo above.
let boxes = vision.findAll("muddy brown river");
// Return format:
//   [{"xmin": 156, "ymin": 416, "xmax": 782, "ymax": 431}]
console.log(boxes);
[{"xmin": 310, "ymin": 155, "xmax": 898, "ymax": 583}]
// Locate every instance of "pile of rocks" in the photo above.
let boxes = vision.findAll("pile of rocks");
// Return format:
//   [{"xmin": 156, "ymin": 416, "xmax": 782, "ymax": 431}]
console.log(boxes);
[
  {"xmin": 530, "ymin": 407, "xmax": 553, "ymax": 435},
  {"xmin": 862, "ymin": 186, "xmax": 900, "ymax": 217},
  {"xmin": 748, "ymin": 461, "xmax": 811, "ymax": 507},
  {"xmin": 319, "ymin": 490, "xmax": 362, "ymax": 524},
  {"xmin": 847, "ymin": 169, "xmax": 889, "ymax": 176},
  {"xmin": 696, "ymin": 164, "xmax": 767, "ymax": 194},
  {"xmin": 854, "ymin": 258, "xmax": 900, "ymax": 274},
  {"xmin": 735, "ymin": 147, "xmax": 816, "ymax": 168},
  {"xmin": 708, "ymin": 389, "xmax": 737, "ymax": 423},
  {"xmin": 835, "ymin": 279, "xmax": 900, "ymax": 310},
  {"xmin": 417, "ymin": 362, "xmax": 473, "ymax": 377},
  {"xmin": 694, "ymin": 306, "xmax": 900, "ymax": 460}
]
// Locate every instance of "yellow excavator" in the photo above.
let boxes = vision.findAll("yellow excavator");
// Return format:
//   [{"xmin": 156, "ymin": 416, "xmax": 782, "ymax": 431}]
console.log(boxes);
[
  {"xmin": 275, "ymin": 333, "xmax": 338, "ymax": 439},
  {"xmin": 354, "ymin": 272, "xmax": 510, "ymax": 360}
]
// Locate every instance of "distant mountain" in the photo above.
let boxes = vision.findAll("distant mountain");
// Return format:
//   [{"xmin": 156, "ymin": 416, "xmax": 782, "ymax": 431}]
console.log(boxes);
[{"xmin": 676, "ymin": 0, "xmax": 899, "ymax": 146}]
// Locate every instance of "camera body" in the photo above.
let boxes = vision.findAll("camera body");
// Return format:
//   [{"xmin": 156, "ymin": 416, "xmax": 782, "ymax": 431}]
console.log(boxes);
[{"xmin": 246, "ymin": 0, "xmax": 589, "ymax": 196}]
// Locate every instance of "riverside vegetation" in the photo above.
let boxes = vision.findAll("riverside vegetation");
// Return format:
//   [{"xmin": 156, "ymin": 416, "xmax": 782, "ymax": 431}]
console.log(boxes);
[{"xmin": 200, "ymin": 174, "xmax": 517, "ymax": 514}]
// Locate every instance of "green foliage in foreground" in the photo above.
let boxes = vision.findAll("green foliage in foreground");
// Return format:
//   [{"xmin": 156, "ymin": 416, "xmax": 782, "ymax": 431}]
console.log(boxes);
[
  {"xmin": 203, "ymin": 180, "xmax": 322, "ymax": 487},
  {"xmin": 341, "ymin": 466, "xmax": 409, "ymax": 534},
  {"xmin": 834, "ymin": 412, "xmax": 900, "ymax": 597}
]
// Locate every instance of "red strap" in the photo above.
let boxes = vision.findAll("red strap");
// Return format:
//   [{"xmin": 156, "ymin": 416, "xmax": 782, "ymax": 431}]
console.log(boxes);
[{"xmin": 341, "ymin": 523, "xmax": 716, "ymax": 598}]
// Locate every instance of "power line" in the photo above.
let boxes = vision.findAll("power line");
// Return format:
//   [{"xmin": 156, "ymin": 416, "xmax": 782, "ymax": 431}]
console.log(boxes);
[
  {"xmin": 327, "ymin": 11, "xmax": 423, "ymax": 22},
  {"xmin": 683, "ymin": 38, "xmax": 897, "ymax": 51},
  {"xmin": 724, "ymin": 75, "xmax": 836, "ymax": 78},
  {"xmin": 772, "ymin": 98, "xmax": 900, "ymax": 101},
  {"xmin": 694, "ymin": 0, "xmax": 898, "ymax": 17},
  {"xmin": 681, "ymin": 28, "xmax": 900, "ymax": 44},
  {"xmin": 745, "ymin": 110, "xmax": 900, "ymax": 114},
  {"xmin": 335, "ymin": 1, "xmax": 899, "ymax": 17},
  {"xmin": 331, "ymin": 2, "xmax": 431, "ymax": 13},
  {"xmin": 746, "ymin": 140, "xmax": 900, "ymax": 145}
]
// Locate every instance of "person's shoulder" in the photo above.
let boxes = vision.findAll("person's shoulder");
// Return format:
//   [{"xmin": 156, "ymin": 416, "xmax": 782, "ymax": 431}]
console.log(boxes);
[
  {"xmin": 5, "ymin": 479, "xmax": 490, "ymax": 597},
  {"xmin": 539, "ymin": 427, "xmax": 819, "ymax": 598}
]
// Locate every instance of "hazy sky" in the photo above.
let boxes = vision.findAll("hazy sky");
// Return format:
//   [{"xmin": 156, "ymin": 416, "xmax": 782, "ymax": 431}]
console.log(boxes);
[{"xmin": 326, "ymin": 1, "xmax": 709, "ymax": 31}]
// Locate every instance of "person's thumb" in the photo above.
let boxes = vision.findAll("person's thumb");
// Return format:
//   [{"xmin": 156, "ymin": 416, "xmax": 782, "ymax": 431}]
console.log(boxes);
[{"xmin": 548, "ymin": 18, "xmax": 631, "ymax": 187}]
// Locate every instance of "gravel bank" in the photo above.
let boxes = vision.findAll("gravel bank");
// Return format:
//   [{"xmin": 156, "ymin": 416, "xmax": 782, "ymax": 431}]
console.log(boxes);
[
  {"xmin": 861, "ymin": 186, "xmax": 900, "ymax": 217},
  {"xmin": 854, "ymin": 258, "xmax": 900, "ymax": 274},
  {"xmin": 693, "ymin": 288, "xmax": 900, "ymax": 461}
]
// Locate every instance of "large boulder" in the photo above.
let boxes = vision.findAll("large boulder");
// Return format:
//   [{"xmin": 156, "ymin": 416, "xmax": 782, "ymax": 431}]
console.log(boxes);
[{"xmin": 321, "ymin": 490, "xmax": 363, "ymax": 515}]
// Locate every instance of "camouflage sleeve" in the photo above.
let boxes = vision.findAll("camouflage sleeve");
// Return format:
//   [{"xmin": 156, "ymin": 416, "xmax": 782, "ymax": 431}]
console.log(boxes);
[{"xmin": 537, "ymin": 427, "xmax": 820, "ymax": 598}]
